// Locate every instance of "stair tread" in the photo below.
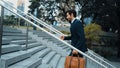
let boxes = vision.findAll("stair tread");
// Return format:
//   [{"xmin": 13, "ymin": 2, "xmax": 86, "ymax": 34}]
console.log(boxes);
[
  {"xmin": 57, "ymin": 57, "xmax": 66, "ymax": 68},
  {"xmin": 3, "ymin": 29, "xmax": 22, "ymax": 33},
  {"xmin": 3, "ymin": 36, "xmax": 32, "ymax": 40},
  {"xmin": 8, "ymin": 57, "xmax": 42, "ymax": 68},
  {"xmin": 1, "ymin": 46, "xmax": 45, "ymax": 66},
  {"xmin": 42, "ymin": 51, "xmax": 56, "ymax": 64},
  {"xmin": 33, "ymin": 48, "xmax": 51, "ymax": 58},
  {"xmin": 49, "ymin": 54, "xmax": 61, "ymax": 68},
  {"xmin": 3, "ymin": 33, "xmax": 26, "ymax": 36},
  {"xmin": 2, "ymin": 38, "xmax": 11, "ymax": 45},
  {"xmin": 21, "ymin": 42, "xmax": 42, "ymax": 50},
  {"xmin": 11, "ymin": 39, "xmax": 37, "ymax": 45},
  {"xmin": 37, "ymin": 64, "xmax": 51, "ymax": 68},
  {"xmin": 2, "ymin": 44, "xmax": 21, "ymax": 54}
]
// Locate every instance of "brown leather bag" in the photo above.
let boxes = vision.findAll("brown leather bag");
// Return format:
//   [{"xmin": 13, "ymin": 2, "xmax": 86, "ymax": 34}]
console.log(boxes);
[{"xmin": 64, "ymin": 54, "xmax": 85, "ymax": 68}]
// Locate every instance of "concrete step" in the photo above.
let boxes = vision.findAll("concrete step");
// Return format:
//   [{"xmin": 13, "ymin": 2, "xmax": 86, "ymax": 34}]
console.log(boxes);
[
  {"xmin": 2, "ymin": 38, "xmax": 11, "ymax": 45},
  {"xmin": 3, "ymin": 33, "xmax": 26, "ymax": 36},
  {"xmin": 21, "ymin": 42, "xmax": 42, "ymax": 50},
  {"xmin": 45, "ymin": 43, "xmax": 68, "ymax": 56},
  {"xmin": 86, "ymin": 58, "xmax": 100, "ymax": 68},
  {"xmin": 3, "ymin": 36, "xmax": 32, "ymax": 40},
  {"xmin": 66, "ymin": 47, "xmax": 71, "ymax": 53},
  {"xmin": 0, "ymin": 51, "xmax": 31, "ymax": 68},
  {"xmin": 34, "ymin": 33, "xmax": 48, "ymax": 36},
  {"xmin": 33, "ymin": 31, "xmax": 48, "ymax": 35},
  {"xmin": 52, "ymin": 41, "xmax": 63, "ymax": 44},
  {"xmin": 0, "ymin": 46, "xmax": 45, "ymax": 68},
  {"xmin": 48, "ymin": 38, "xmax": 58, "ymax": 41},
  {"xmin": 37, "ymin": 34, "xmax": 52, "ymax": 37},
  {"xmin": 31, "ymin": 47, "xmax": 51, "ymax": 59},
  {"xmin": 58, "ymin": 44, "xmax": 66, "ymax": 47},
  {"xmin": 34, "ymin": 48, "xmax": 52, "ymax": 58},
  {"xmin": 47, "ymin": 39, "xmax": 60, "ymax": 43},
  {"xmin": 24, "ymin": 47, "xmax": 48, "ymax": 59},
  {"xmin": 62, "ymin": 45, "xmax": 69, "ymax": 49},
  {"xmin": 2, "ymin": 44, "xmax": 21, "ymax": 54},
  {"xmin": 26, "ymin": 45, "xmax": 47, "ymax": 55},
  {"xmin": 3, "ymin": 26, "xmax": 17, "ymax": 29},
  {"xmin": 49, "ymin": 54, "xmax": 61, "ymax": 68},
  {"xmin": 42, "ymin": 51, "xmax": 56, "ymax": 64},
  {"xmin": 37, "ymin": 64, "xmax": 51, "ymax": 68},
  {"xmin": 56, "ymin": 57, "xmax": 66, "ymax": 68},
  {"xmin": 42, "ymin": 37, "xmax": 54, "ymax": 40},
  {"xmin": 3, "ymin": 27, "xmax": 22, "ymax": 33},
  {"xmin": 3, "ymin": 29, "xmax": 22, "ymax": 33},
  {"xmin": 46, "ymin": 40, "xmax": 66, "ymax": 48},
  {"xmin": 56, "ymin": 42, "xmax": 64, "ymax": 45},
  {"xmin": 8, "ymin": 57, "xmax": 42, "ymax": 68},
  {"xmin": 11, "ymin": 40, "xmax": 37, "ymax": 45}
]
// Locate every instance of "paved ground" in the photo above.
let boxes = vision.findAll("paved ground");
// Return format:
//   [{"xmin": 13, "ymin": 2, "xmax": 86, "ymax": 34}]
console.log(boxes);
[{"xmin": 109, "ymin": 61, "xmax": 120, "ymax": 68}]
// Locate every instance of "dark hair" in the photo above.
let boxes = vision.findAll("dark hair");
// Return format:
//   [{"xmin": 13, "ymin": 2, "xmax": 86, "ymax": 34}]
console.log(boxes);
[{"xmin": 66, "ymin": 10, "xmax": 77, "ymax": 17}]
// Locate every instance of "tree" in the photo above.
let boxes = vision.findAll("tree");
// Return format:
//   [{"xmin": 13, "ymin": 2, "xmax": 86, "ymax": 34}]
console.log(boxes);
[
  {"xmin": 29, "ymin": 0, "xmax": 40, "ymax": 30},
  {"xmin": 4, "ymin": 15, "xmax": 17, "ymax": 27},
  {"xmin": 29, "ymin": 0, "xmax": 78, "ymax": 25},
  {"xmin": 80, "ymin": 0, "xmax": 120, "ymax": 58}
]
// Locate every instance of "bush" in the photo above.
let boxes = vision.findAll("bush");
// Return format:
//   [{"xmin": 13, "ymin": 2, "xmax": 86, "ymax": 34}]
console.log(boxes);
[
  {"xmin": 84, "ymin": 23, "xmax": 102, "ymax": 42},
  {"xmin": 84, "ymin": 23, "xmax": 102, "ymax": 48},
  {"xmin": 4, "ymin": 15, "xmax": 17, "ymax": 26}
]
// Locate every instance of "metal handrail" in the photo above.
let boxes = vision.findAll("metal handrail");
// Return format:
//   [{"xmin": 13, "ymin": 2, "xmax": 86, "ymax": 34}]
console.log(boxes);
[
  {"xmin": 0, "ymin": 2, "xmax": 108, "ymax": 68},
  {"xmin": 27, "ymin": 13, "xmax": 64, "ymax": 36},
  {"xmin": 29, "ymin": 12, "xmax": 116, "ymax": 68},
  {"xmin": 28, "ymin": 11, "xmax": 116, "ymax": 68},
  {"xmin": 0, "ymin": 6, "xmax": 4, "ymax": 58},
  {"xmin": 1, "ymin": 0, "xmax": 117, "ymax": 68},
  {"xmin": 0, "ymin": 0, "xmax": 116, "ymax": 68},
  {"xmin": 88, "ymin": 49, "xmax": 116, "ymax": 68},
  {"xmin": 1, "ymin": 0, "xmax": 64, "ymax": 36},
  {"xmin": 26, "ymin": 10, "xmax": 116, "ymax": 68}
]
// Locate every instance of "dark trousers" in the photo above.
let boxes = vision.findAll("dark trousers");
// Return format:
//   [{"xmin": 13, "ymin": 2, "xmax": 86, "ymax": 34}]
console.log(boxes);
[{"xmin": 69, "ymin": 50, "xmax": 83, "ymax": 57}]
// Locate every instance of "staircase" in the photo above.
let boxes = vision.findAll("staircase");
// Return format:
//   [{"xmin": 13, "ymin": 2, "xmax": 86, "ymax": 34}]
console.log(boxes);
[
  {"xmin": 0, "ymin": 26, "xmax": 70, "ymax": 68},
  {"xmin": 0, "ymin": 0, "xmax": 117, "ymax": 68}
]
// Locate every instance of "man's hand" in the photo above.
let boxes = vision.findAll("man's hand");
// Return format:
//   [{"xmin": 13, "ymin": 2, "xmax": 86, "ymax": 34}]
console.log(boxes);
[
  {"xmin": 60, "ymin": 36, "xmax": 64, "ymax": 40},
  {"xmin": 72, "ymin": 50, "xmax": 78, "ymax": 54}
]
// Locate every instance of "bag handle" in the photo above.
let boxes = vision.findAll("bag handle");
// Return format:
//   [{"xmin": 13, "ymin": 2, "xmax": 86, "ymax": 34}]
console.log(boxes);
[{"xmin": 69, "ymin": 53, "xmax": 80, "ymax": 68}]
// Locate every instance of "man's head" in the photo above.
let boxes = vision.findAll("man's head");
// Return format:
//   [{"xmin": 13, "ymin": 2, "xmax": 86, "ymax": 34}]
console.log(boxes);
[{"xmin": 66, "ymin": 10, "xmax": 76, "ymax": 21}]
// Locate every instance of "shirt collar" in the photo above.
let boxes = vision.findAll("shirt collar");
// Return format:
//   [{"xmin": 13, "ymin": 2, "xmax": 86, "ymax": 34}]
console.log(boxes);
[{"xmin": 71, "ymin": 18, "xmax": 76, "ymax": 23}]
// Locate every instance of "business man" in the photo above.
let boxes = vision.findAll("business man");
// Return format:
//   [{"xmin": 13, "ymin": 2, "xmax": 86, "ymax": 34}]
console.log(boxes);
[{"xmin": 61, "ymin": 10, "xmax": 88, "ymax": 57}]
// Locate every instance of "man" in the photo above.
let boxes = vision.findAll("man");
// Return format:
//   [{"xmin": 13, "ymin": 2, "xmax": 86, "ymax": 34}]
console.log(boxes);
[{"xmin": 61, "ymin": 10, "xmax": 88, "ymax": 57}]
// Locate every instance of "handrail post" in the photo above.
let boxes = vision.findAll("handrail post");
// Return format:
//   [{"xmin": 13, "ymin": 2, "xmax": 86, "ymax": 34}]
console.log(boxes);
[
  {"xmin": 0, "ymin": 6, "xmax": 4, "ymax": 58},
  {"xmin": 26, "ymin": 22, "xmax": 29, "ymax": 50},
  {"xmin": 0, "ymin": 1, "xmax": 116, "ymax": 67},
  {"xmin": 0, "ymin": 4, "xmax": 107, "ymax": 67}
]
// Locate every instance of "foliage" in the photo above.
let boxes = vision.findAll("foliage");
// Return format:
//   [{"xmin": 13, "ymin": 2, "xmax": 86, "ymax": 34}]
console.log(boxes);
[
  {"xmin": 80, "ymin": 0, "xmax": 120, "ymax": 32},
  {"xmin": 29, "ymin": 0, "xmax": 40, "ymax": 14},
  {"xmin": 28, "ymin": 0, "xmax": 77, "ymax": 23},
  {"xmin": 4, "ymin": 15, "xmax": 17, "ymax": 26},
  {"xmin": 84, "ymin": 23, "xmax": 102, "ymax": 42},
  {"xmin": 81, "ymin": 0, "xmax": 120, "ymax": 57}
]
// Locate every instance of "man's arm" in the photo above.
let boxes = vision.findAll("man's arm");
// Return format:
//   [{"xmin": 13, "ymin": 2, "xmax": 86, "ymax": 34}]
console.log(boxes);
[
  {"xmin": 60, "ymin": 36, "xmax": 71, "ymax": 40},
  {"xmin": 64, "ymin": 36, "xmax": 71, "ymax": 40}
]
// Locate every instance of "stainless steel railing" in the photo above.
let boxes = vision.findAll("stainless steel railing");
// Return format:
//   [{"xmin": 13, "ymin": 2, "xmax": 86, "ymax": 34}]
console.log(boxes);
[
  {"xmin": 28, "ymin": 11, "xmax": 116, "ymax": 68},
  {"xmin": 0, "ymin": 6, "xmax": 4, "ymax": 58},
  {"xmin": 0, "ymin": 0, "xmax": 64, "ymax": 37},
  {"xmin": 1, "ymin": 0, "xmax": 108, "ymax": 68},
  {"xmin": 0, "ymin": 0, "xmax": 116, "ymax": 66}
]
